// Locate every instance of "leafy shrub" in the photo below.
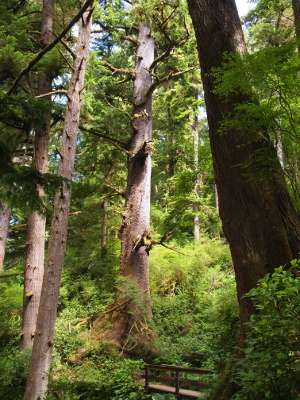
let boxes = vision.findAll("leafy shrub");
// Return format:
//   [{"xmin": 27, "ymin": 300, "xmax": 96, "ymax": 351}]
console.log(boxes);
[
  {"xmin": 0, "ymin": 346, "xmax": 31, "ymax": 399},
  {"xmin": 48, "ymin": 351, "xmax": 151, "ymax": 400},
  {"xmin": 0, "ymin": 278, "xmax": 23, "ymax": 349},
  {"xmin": 151, "ymin": 239, "xmax": 238, "ymax": 370},
  {"xmin": 233, "ymin": 261, "xmax": 300, "ymax": 400}
]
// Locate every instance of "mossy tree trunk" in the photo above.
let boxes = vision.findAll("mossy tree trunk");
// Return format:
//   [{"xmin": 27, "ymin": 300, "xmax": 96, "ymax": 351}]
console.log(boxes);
[
  {"xmin": 24, "ymin": 3, "xmax": 93, "ymax": 399},
  {"xmin": 106, "ymin": 22, "xmax": 155, "ymax": 350},
  {"xmin": 187, "ymin": 0, "xmax": 300, "ymax": 398}
]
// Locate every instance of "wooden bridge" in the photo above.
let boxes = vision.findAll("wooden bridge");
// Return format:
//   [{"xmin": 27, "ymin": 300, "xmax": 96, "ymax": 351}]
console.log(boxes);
[{"xmin": 145, "ymin": 364, "xmax": 213, "ymax": 399}]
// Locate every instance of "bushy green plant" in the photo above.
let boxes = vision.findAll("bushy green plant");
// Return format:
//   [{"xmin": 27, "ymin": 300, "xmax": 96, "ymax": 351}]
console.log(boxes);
[
  {"xmin": 150, "ymin": 238, "xmax": 238, "ymax": 371},
  {"xmin": 0, "ymin": 278, "xmax": 23, "ymax": 348},
  {"xmin": 48, "ymin": 349, "xmax": 152, "ymax": 400},
  {"xmin": 233, "ymin": 260, "xmax": 300, "ymax": 400},
  {"xmin": 0, "ymin": 346, "xmax": 31, "ymax": 399}
]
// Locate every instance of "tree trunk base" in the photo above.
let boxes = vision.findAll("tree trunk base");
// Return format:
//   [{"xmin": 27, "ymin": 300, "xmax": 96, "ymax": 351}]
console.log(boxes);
[
  {"xmin": 90, "ymin": 302, "xmax": 158, "ymax": 360},
  {"xmin": 209, "ymin": 365, "xmax": 237, "ymax": 400}
]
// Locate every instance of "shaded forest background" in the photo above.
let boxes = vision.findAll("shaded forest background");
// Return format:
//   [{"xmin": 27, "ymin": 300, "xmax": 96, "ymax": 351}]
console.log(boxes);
[{"xmin": 1, "ymin": 0, "xmax": 300, "ymax": 399}]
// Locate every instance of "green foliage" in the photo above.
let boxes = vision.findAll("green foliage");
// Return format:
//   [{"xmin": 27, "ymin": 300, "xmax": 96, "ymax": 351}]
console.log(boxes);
[
  {"xmin": 0, "ymin": 346, "xmax": 31, "ymax": 400},
  {"xmin": 49, "ymin": 348, "xmax": 151, "ymax": 399},
  {"xmin": 0, "ymin": 164, "xmax": 68, "ymax": 214},
  {"xmin": 150, "ymin": 239, "xmax": 238, "ymax": 370},
  {"xmin": 244, "ymin": 0, "xmax": 294, "ymax": 51},
  {"xmin": 233, "ymin": 261, "xmax": 300, "ymax": 399},
  {"xmin": 0, "ymin": 231, "xmax": 237, "ymax": 399},
  {"xmin": 212, "ymin": 39, "xmax": 300, "ymax": 210},
  {"xmin": 0, "ymin": 277, "xmax": 22, "ymax": 348}
]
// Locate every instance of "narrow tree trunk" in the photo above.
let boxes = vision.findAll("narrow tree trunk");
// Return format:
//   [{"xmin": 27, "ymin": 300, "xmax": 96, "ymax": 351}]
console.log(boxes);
[
  {"xmin": 167, "ymin": 106, "xmax": 176, "ymax": 178},
  {"xmin": 101, "ymin": 196, "xmax": 108, "ymax": 255},
  {"xmin": 193, "ymin": 88, "xmax": 200, "ymax": 240},
  {"xmin": 24, "ymin": 4, "xmax": 93, "ymax": 399},
  {"xmin": 187, "ymin": 0, "xmax": 300, "ymax": 397},
  {"xmin": 275, "ymin": 130, "xmax": 284, "ymax": 169},
  {"xmin": 0, "ymin": 203, "xmax": 11, "ymax": 270},
  {"xmin": 109, "ymin": 22, "xmax": 154, "ymax": 346},
  {"xmin": 101, "ymin": 161, "xmax": 111, "ymax": 256},
  {"xmin": 292, "ymin": 0, "xmax": 300, "ymax": 53},
  {"xmin": 20, "ymin": 0, "xmax": 54, "ymax": 351}
]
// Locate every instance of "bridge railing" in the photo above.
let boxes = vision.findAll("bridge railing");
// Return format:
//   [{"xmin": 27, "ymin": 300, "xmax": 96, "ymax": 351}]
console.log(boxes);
[{"xmin": 145, "ymin": 364, "xmax": 213, "ymax": 399}]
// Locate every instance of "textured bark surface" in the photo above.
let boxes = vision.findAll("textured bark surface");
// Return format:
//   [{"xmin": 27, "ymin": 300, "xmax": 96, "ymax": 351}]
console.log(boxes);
[
  {"xmin": 24, "ymin": 4, "xmax": 93, "ymax": 399},
  {"xmin": 0, "ymin": 203, "xmax": 11, "ymax": 270},
  {"xmin": 187, "ymin": 0, "xmax": 300, "ymax": 397},
  {"xmin": 92, "ymin": 24, "xmax": 155, "ymax": 352},
  {"xmin": 120, "ymin": 22, "xmax": 154, "ymax": 302},
  {"xmin": 101, "ymin": 161, "xmax": 110, "ymax": 256},
  {"xmin": 20, "ymin": 0, "xmax": 54, "ymax": 352},
  {"xmin": 119, "ymin": 21, "xmax": 154, "ymax": 327},
  {"xmin": 292, "ymin": 0, "xmax": 300, "ymax": 51},
  {"xmin": 193, "ymin": 88, "xmax": 200, "ymax": 240}
]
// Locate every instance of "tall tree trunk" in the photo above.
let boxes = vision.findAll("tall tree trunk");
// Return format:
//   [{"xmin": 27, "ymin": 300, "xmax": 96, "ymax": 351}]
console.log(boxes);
[
  {"xmin": 0, "ymin": 203, "xmax": 11, "ymax": 270},
  {"xmin": 275, "ymin": 130, "xmax": 284, "ymax": 169},
  {"xmin": 101, "ymin": 161, "xmax": 111, "ymax": 257},
  {"xmin": 167, "ymin": 106, "xmax": 176, "ymax": 178},
  {"xmin": 193, "ymin": 88, "xmax": 200, "ymax": 240},
  {"xmin": 187, "ymin": 0, "xmax": 300, "ymax": 397},
  {"xmin": 107, "ymin": 22, "xmax": 154, "ymax": 348},
  {"xmin": 292, "ymin": 0, "xmax": 300, "ymax": 53},
  {"xmin": 20, "ymin": 0, "xmax": 54, "ymax": 352},
  {"xmin": 24, "ymin": 4, "xmax": 93, "ymax": 399}
]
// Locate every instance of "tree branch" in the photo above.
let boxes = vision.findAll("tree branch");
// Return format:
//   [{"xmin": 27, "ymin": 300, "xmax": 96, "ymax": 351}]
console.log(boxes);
[
  {"xmin": 35, "ymin": 89, "xmax": 68, "ymax": 98},
  {"xmin": 105, "ymin": 183, "xmax": 126, "ymax": 198},
  {"xmin": 152, "ymin": 228, "xmax": 185, "ymax": 255},
  {"xmin": 56, "ymin": 36, "xmax": 76, "ymax": 59},
  {"xmin": 0, "ymin": 271, "xmax": 24, "ymax": 278},
  {"xmin": 133, "ymin": 67, "xmax": 197, "ymax": 107},
  {"xmin": 101, "ymin": 60, "xmax": 135, "ymax": 78},
  {"xmin": 79, "ymin": 125, "xmax": 129, "ymax": 153},
  {"xmin": 120, "ymin": 34, "xmax": 140, "ymax": 46},
  {"xmin": 7, "ymin": 0, "xmax": 94, "ymax": 95}
]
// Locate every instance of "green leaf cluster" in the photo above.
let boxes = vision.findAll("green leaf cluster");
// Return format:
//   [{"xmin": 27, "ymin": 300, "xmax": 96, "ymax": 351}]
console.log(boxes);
[
  {"xmin": 234, "ymin": 261, "xmax": 300, "ymax": 399},
  {"xmin": 150, "ymin": 239, "xmax": 238, "ymax": 370}
]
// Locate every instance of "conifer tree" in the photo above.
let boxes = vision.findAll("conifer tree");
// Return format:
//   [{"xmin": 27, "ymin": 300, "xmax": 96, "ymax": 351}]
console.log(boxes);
[
  {"xmin": 89, "ymin": 0, "xmax": 199, "ymax": 350},
  {"xmin": 20, "ymin": 0, "xmax": 55, "ymax": 352},
  {"xmin": 187, "ymin": 0, "xmax": 300, "ymax": 397},
  {"xmin": 24, "ymin": 2, "xmax": 93, "ymax": 398}
]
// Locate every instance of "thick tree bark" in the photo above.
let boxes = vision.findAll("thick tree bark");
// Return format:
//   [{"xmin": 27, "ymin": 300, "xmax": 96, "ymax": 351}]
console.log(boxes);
[
  {"xmin": 120, "ymin": 22, "xmax": 153, "ymax": 302},
  {"xmin": 187, "ymin": 0, "xmax": 300, "ymax": 397},
  {"xmin": 24, "ymin": 4, "xmax": 93, "ymax": 399},
  {"xmin": 20, "ymin": 0, "xmax": 54, "ymax": 352},
  {"xmin": 0, "ymin": 203, "xmax": 11, "ymax": 270},
  {"xmin": 292, "ymin": 0, "xmax": 300, "ymax": 52},
  {"xmin": 106, "ymin": 23, "xmax": 154, "ymax": 348}
]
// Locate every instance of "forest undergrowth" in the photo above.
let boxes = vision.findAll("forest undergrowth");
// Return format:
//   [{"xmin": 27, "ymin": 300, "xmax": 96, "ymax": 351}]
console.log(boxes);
[
  {"xmin": 0, "ymin": 236, "xmax": 238, "ymax": 399},
  {"xmin": 2, "ymin": 235, "xmax": 300, "ymax": 399}
]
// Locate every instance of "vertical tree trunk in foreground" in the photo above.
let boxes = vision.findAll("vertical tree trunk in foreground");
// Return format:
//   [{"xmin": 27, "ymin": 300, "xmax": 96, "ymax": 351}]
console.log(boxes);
[
  {"xmin": 292, "ymin": 0, "xmax": 300, "ymax": 53},
  {"xmin": 101, "ymin": 161, "xmax": 111, "ymax": 256},
  {"xmin": 0, "ymin": 203, "xmax": 11, "ymax": 270},
  {"xmin": 24, "ymin": 4, "xmax": 93, "ymax": 399},
  {"xmin": 109, "ymin": 23, "xmax": 154, "ymax": 348},
  {"xmin": 20, "ymin": 0, "xmax": 54, "ymax": 352},
  {"xmin": 187, "ymin": 0, "xmax": 300, "ymax": 397},
  {"xmin": 193, "ymin": 88, "xmax": 200, "ymax": 240}
]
